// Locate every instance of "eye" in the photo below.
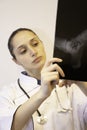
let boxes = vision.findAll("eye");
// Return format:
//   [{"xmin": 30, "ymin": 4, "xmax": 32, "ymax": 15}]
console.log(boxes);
[
  {"xmin": 19, "ymin": 48, "xmax": 27, "ymax": 54},
  {"xmin": 32, "ymin": 40, "xmax": 39, "ymax": 46}
]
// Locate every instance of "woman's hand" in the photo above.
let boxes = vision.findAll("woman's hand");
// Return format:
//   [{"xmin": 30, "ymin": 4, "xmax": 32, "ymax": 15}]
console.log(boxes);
[
  {"xmin": 40, "ymin": 58, "xmax": 65, "ymax": 98},
  {"xmin": 59, "ymin": 80, "xmax": 75, "ymax": 87},
  {"xmin": 59, "ymin": 79, "xmax": 87, "ymax": 96}
]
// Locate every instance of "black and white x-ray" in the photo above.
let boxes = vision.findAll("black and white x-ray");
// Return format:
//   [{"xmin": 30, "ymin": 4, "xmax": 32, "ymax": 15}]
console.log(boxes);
[{"xmin": 53, "ymin": 0, "xmax": 87, "ymax": 81}]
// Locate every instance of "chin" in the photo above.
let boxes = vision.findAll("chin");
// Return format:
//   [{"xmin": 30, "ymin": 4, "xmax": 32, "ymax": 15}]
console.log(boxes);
[{"xmin": 37, "ymin": 62, "xmax": 45, "ymax": 71}]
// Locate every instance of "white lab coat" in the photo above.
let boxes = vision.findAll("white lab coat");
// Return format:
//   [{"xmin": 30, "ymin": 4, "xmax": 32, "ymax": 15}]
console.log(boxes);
[{"xmin": 0, "ymin": 72, "xmax": 87, "ymax": 130}]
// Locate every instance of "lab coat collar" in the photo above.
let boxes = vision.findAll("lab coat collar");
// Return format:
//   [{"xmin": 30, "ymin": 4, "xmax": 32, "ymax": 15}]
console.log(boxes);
[{"xmin": 18, "ymin": 72, "xmax": 40, "ymax": 93}]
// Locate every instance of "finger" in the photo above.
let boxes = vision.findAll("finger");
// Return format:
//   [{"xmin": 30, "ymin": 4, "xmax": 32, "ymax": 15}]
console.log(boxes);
[
  {"xmin": 42, "ymin": 71, "xmax": 59, "ymax": 84},
  {"xmin": 59, "ymin": 80, "xmax": 67, "ymax": 87},
  {"xmin": 46, "ymin": 63, "xmax": 65, "ymax": 78},
  {"xmin": 44, "ymin": 58, "xmax": 63, "ymax": 67},
  {"xmin": 54, "ymin": 64, "xmax": 65, "ymax": 77}
]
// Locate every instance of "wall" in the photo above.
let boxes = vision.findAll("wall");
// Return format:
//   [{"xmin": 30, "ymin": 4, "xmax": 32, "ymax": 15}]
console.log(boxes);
[{"xmin": 0, "ymin": 0, "xmax": 58, "ymax": 86}]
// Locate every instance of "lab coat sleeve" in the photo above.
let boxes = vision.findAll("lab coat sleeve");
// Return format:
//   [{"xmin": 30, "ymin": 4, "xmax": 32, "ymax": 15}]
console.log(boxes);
[{"xmin": 0, "ymin": 86, "xmax": 20, "ymax": 130}]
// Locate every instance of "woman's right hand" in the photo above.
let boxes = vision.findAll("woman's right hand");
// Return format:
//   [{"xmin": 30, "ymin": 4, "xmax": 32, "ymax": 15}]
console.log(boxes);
[{"xmin": 40, "ymin": 58, "xmax": 65, "ymax": 98}]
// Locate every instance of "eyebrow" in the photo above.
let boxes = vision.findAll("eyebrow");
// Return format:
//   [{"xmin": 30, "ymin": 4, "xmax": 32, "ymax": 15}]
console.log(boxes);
[{"xmin": 14, "ymin": 37, "xmax": 39, "ymax": 51}]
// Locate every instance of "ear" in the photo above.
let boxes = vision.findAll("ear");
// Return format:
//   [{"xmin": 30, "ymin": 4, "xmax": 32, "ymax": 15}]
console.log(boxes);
[{"xmin": 12, "ymin": 58, "xmax": 21, "ymax": 65}]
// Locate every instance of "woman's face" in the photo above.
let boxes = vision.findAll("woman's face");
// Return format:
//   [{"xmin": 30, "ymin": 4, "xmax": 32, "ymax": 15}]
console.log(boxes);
[{"xmin": 12, "ymin": 30, "xmax": 46, "ymax": 75}]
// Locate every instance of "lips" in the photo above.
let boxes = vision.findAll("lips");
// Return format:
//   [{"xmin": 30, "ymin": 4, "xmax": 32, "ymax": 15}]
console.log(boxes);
[{"xmin": 32, "ymin": 56, "xmax": 42, "ymax": 63}]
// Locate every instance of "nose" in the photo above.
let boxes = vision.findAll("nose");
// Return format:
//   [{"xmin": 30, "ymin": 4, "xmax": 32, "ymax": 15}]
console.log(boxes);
[{"xmin": 28, "ymin": 46, "xmax": 37, "ymax": 57}]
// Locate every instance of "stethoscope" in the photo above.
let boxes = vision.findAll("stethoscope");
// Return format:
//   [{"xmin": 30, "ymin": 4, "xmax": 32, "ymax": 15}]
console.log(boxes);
[{"xmin": 17, "ymin": 78, "xmax": 47, "ymax": 125}]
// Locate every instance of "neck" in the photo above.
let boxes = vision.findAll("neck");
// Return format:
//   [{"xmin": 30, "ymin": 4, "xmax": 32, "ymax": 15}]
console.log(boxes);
[{"xmin": 26, "ymin": 70, "xmax": 41, "ymax": 80}]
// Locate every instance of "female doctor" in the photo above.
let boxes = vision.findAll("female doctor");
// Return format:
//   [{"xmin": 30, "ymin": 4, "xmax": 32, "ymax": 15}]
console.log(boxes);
[{"xmin": 0, "ymin": 28, "xmax": 87, "ymax": 130}]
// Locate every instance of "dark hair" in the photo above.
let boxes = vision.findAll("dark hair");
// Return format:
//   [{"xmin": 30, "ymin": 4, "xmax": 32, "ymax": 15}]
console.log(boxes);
[{"xmin": 8, "ymin": 28, "xmax": 36, "ymax": 59}]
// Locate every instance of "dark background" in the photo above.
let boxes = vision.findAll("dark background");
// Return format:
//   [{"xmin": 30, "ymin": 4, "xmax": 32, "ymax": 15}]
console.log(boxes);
[
  {"xmin": 54, "ymin": 0, "xmax": 87, "ymax": 81},
  {"xmin": 56, "ymin": 0, "xmax": 87, "ymax": 38}
]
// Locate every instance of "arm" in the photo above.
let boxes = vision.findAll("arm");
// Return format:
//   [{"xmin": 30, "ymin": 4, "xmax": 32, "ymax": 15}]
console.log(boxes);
[
  {"xmin": 11, "ymin": 89, "xmax": 46, "ymax": 130},
  {"xmin": 11, "ymin": 58, "xmax": 65, "ymax": 130}
]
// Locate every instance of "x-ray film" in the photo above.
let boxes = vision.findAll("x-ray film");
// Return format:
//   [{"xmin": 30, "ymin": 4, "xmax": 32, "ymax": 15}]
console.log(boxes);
[{"xmin": 53, "ymin": 0, "xmax": 87, "ymax": 81}]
